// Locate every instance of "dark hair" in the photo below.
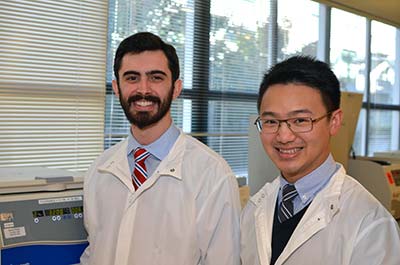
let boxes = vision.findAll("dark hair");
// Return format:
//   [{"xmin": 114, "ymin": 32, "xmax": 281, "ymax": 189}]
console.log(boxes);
[
  {"xmin": 113, "ymin": 32, "xmax": 180, "ymax": 83},
  {"xmin": 257, "ymin": 56, "xmax": 340, "ymax": 114}
]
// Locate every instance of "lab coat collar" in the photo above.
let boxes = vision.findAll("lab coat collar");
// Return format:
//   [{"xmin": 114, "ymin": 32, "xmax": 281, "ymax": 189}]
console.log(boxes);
[{"xmin": 97, "ymin": 130, "xmax": 186, "ymax": 196}]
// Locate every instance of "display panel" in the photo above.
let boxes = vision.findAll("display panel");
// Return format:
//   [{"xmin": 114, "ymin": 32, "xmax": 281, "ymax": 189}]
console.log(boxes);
[
  {"xmin": 32, "ymin": 206, "xmax": 83, "ymax": 218},
  {"xmin": 45, "ymin": 207, "xmax": 71, "ymax": 216},
  {"xmin": 32, "ymin": 210, "xmax": 44, "ymax": 218},
  {"xmin": 71, "ymin": 206, "xmax": 83, "ymax": 214}
]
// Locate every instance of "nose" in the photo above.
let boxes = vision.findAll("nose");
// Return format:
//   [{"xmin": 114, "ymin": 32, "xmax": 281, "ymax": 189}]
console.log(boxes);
[
  {"xmin": 136, "ymin": 78, "xmax": 151, "ymax": 94},
  {"xmin": 276, "ymin": 121, "xmax": 296, "ymax": 143}
]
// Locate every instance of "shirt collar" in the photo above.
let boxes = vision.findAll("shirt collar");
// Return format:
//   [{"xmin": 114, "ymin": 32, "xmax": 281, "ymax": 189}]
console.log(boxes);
[
  {"xmin": 279, "ymin": 154, "xmax": 338, "ymax": 205},
  {"xmin": 127, "ymin": 124, "xmax": 180, "ymax": 160}
]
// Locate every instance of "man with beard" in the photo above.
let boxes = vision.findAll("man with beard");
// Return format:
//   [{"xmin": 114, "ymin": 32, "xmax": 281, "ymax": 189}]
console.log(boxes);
[{"xmin": 80, "ymin": 32, "xmax": 241, "ymax": 265}]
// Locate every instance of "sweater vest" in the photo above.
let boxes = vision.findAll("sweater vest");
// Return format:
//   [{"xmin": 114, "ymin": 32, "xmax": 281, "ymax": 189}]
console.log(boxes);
[{"xmin": 270, "ymin": 201, "xmax": 310, "ymax": 265}]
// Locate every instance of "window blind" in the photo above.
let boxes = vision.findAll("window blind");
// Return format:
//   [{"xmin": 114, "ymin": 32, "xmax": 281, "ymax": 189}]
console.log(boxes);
[{"xmin": 0, "ymin": 0, "xmax": 108, "ymax": 171}]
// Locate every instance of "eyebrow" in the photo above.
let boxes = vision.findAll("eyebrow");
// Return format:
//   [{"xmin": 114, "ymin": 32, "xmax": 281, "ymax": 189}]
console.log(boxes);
[
  {"xmin": 146, "ymin": 70, "xmax": 167, "ymax": 76},
  {"xmin": 122, "ymin": 70, "xmax": 167, "ymax": 77},
  {"xmin": 260, "ymin": 109, "xmax": 313, "ymax": 118}
]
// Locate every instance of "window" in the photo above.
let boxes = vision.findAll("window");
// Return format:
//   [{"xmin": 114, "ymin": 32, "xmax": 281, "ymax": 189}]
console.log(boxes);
[
  {"xmin": 330, "ymin": 8, "xmax": 366, "ymax": 94},
  {"xmin": 330, "ymin": 9, "xmax": 400, "ymax": 156},
  {"xmin": 278, "ymin": 0, "xmax": 319, "ymax": 60},
  {"xmin": 330, "ymin": 9, "xmax": 367, "ymax": 156},
  {"xmin": 207, "ymin": 0, "xmax": 270, "ymax": 176},
  {"xmin": 368, "ymin": 21, "xmax": 398, "ymax": 155}
]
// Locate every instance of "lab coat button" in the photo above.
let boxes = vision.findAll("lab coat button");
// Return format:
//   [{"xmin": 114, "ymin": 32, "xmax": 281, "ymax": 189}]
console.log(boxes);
[
  {"xmin": 330, "ymin": 204, "xmax": 334, "ymax": 210},
  {"xmin": 170, "ymin": 168, "xmax": 175, "ymax": 172}
]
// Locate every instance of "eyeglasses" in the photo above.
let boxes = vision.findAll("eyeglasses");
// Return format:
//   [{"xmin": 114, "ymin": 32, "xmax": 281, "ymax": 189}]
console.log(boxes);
[{"xmin": 254, "ymin": 112, "xmax": 332, "ymax": 134}]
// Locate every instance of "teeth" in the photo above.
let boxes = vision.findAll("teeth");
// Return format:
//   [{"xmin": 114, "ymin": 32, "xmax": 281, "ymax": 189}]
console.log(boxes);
[
  {"xmin": 136, "ymin": 100, "xmax": 153, "ymax": 107},
  {"xmin": 279, "ymin": 148, "xmax": 300, "ymax": 154}
]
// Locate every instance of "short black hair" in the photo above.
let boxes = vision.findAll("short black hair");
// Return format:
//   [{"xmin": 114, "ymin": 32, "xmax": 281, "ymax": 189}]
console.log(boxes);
[
  {"xmin": 257, "ymin": 56, "xmax": 340, "ymax": 114},
  {"xmin": 113, "ymin": 32, "xmax": 180, "ymax": 83}
]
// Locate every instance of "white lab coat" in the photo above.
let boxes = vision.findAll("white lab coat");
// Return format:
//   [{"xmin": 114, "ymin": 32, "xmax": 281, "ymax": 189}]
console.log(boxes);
[
  {"xmin": 240, "ymin": 164, "xmax": 400, "ymax": 265},
  {"xmin": 80, "ymin": 131, "xmax": 241, "ymax": 265}
]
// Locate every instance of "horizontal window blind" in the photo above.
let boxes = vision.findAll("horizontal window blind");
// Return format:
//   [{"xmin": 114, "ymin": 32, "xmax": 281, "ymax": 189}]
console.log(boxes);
[
  {"xmin": 206, "ymin": 0, "xmax": 270, "ymax": 176},
  {"xmin": 0, "ymin": 0, "xmax": 108, "ymax": 171}
]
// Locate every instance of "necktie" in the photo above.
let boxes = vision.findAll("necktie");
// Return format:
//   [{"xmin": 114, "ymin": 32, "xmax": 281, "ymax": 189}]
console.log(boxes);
[
  {"xmin": 278, "ymin": 184, "xmax": 298, "ymax": 223},
  {"xmin": 132, "ymin": 147, "xmax": 150, "ymax": 190}
]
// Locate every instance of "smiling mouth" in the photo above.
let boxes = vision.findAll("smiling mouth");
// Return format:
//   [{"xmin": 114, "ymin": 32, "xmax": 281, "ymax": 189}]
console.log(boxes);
[
  {"xmin": 276, "ymin": 147, "xmax": 303, "ymax": 154},
  {"xmin": 134, "ymin": 100, "xmax": 154, "ymax": 107},
  {"xmin": 128, "ymin": 94, "xmax": 161, "ymax": 107}
]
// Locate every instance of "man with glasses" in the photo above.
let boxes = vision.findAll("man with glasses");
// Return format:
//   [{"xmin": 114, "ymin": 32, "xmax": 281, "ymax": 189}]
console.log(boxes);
[{"xmin": 240, "ymin": 56, "xmax": 400, "ymax": 265}]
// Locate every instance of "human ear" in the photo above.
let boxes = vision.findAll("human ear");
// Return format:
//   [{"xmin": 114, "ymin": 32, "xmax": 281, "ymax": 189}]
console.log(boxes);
[
  {"xmin": 329, "ymin": 109, "xmax": 343, "ymax": 136},
  {"xmin": 112, "ymin": 79, "xmax": 120, "ymax": 97},
  {"xmin": 172, "ymin": 79, "xmax": 183, "ymax": 99}
]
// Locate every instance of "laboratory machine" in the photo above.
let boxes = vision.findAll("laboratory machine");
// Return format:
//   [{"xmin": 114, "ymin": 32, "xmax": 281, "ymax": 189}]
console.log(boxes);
[
  {"xmin": 348, "ymin": 157, "xmax": 400, "ymax": 220},
  {"xmin": 0, "ymin": 167, "xmax": 87, "ymax": 265}
]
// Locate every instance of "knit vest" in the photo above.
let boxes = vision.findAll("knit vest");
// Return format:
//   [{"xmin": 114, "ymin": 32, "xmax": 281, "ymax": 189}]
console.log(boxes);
[{"xmin": 270, "ymin": 201, "xmax": 310, "ymax": 265}]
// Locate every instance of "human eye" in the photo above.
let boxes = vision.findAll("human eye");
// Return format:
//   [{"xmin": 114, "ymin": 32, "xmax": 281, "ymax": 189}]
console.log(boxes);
[
  {"xmin": 291, "ymin": 117, "xmax": 311, "ymax": 127},
  {"xmin": 263, "ymin": 119, "xmax": 279, "ymax": 126},
  {"xmin": 125, "ymin": 75, "xmax": 139, "ymax": 82},
  {"xmin": 149, "ymin": 74, "xmax": 164, "ymax": 82}
]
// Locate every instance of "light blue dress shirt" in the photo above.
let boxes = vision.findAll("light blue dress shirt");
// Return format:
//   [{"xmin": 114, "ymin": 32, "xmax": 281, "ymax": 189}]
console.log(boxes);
[
  {"xmin": 278, "ymin": 154, "xmax": 339, "ymax": 215},
  {"xmin": 127, "ymin": 124, "xmax": 180, "ymax": 177}
]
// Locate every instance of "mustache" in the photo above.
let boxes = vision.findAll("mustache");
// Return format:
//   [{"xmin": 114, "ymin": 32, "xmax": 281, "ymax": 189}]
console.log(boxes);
[{"xmin": 127, "ymin": 94, "xmax": 161, "ymax": 105}]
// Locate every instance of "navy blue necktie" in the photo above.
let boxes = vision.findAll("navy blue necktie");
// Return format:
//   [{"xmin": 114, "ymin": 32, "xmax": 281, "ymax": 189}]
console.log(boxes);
[{"xmin": 278, "ymin": 184, "xmax": 298, "ymax": 223}]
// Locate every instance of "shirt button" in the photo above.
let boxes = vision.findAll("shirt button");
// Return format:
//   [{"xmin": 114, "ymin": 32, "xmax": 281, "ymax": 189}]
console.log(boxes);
[{"xmin": 170, "ymin": 168, "xmax": 175, "ymax": 173}]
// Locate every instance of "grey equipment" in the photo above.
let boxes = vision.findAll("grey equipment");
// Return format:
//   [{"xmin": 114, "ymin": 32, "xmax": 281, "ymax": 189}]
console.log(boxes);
[
  {"xmin": 348, "ymin": 157, "xmax": 400, "ymax": 220},
  {"xmin": 0, "ymin": 167, "xmax": 87, "ymax": 265}
]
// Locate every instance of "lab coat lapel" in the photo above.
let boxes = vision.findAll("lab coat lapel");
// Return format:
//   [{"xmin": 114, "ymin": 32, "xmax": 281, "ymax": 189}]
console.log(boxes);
[
  {"xmin": 254, "ymin": 179, "xmax": 280, "ymax": 265},
  {"xmin": 127, "ymin": 133, "xmax": 186, "ymax": 205},
  {"xmin": 275, "ymin": 168, "xmax": 344, "ymax": 265},
  {"xmin": 97, "ymin": 140, "xmax": 134, "ymax": 192}
]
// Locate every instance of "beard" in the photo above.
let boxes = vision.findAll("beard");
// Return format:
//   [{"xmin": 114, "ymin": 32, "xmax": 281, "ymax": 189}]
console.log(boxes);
[{"xmin": 119, "ymin": 86, "xmax": 174, "ymax": 129}]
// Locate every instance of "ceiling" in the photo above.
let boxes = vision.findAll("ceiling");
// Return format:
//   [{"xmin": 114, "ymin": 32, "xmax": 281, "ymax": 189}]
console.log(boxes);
[{"xmin": 317, "ymin": 0, "xmax": 400, "ymax": 27}]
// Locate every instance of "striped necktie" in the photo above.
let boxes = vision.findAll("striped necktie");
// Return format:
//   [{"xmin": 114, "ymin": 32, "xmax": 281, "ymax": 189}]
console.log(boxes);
[
  {"xmin": 278, "ymin": 184, "xmax": 298, "ymax": 223},
  {"xmin": 132, "ymin": 147, "xmax": 150, "ymax": 190}
]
